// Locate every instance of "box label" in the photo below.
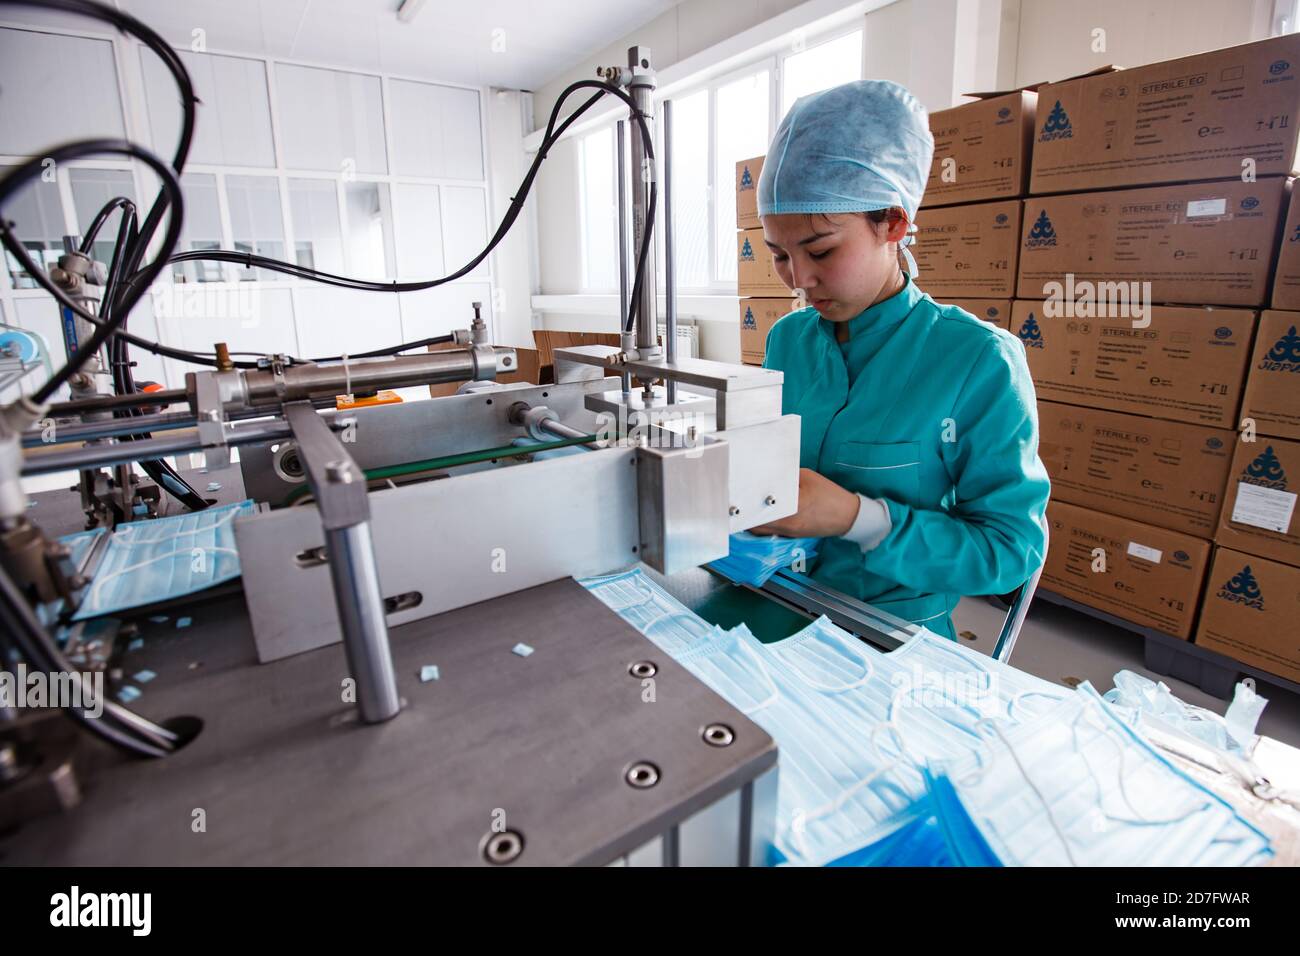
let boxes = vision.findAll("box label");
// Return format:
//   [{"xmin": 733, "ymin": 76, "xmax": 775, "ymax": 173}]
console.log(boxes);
[
  {"xmin": 1187, "ymin": 198, "xmax": 1227, "ymax": 217},
  {"xmin": 1127, "ymin": 541, "xmax": 1163, "ymax": 563},
  {"xmin": 1231, "ymin": 481, "xmax": 1297, "ymax": 532}
]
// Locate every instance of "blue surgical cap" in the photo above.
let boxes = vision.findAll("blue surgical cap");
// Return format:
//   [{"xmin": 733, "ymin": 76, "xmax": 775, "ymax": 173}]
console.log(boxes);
[{"xmin": 758, "ymin": 80, "xmax": 934, "ymax": 273}]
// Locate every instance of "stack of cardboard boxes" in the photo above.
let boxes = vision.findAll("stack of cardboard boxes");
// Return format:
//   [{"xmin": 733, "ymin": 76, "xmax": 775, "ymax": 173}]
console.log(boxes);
[
  {"xmin": 735, "ymin": 155, "xmax": 801, "ymax": 364},
  {"xmin": 728, "ymin": 35, "xmax": 1299, "ymax": 684},
  {"xmin": 911, "ymin": 88, "xmax": 1037, "ymax": 329},
  {"xmin": 988, "ymin": 34, "xmax": 1300, "ymax": 683},
  {"xmin": 728, "ymin": 35, "xmax": 1294, "ymax": 681}
]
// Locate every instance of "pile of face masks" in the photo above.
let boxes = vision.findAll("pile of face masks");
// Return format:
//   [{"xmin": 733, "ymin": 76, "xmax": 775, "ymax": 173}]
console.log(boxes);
[
  {"xmin": 68, "ymin": 500, "xmax": 255, "ymax": 620},
  {"xmin": 580, "ymin": 568, "xmax": 1274, "ymax": 867},
  {"xmin": 708, "ymin": 532, "xmax": 821, "ymax": 587}
]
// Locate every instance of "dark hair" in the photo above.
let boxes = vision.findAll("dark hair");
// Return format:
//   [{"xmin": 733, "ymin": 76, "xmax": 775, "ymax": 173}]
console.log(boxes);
[{"xmin": 812, "ymin": 208, "xmax": 904, "ymax": 231}]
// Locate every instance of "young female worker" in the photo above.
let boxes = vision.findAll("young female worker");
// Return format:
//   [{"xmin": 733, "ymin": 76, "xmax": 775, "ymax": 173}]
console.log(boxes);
[{"xmin": 749, "ymin": 80, "xmax": 1051, "ymax": 641}]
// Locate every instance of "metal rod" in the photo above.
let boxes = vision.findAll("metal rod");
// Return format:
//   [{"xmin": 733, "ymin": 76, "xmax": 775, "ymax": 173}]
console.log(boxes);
[
  {"xmin": 627, "ymin": 50, "xmax": 658, "ymax": 356},
  {"xmin": 20, "ymin": 419, "xmax": 304, "ymax": 476},
  {"xmin": 240, "ymin": 347, "xmax": 514, "ymax": 405},
  {"xmin": 47, "ymin": 388, "xmax": 188, "ymax": 416},
  {"xmin": 664, "ymin": 98, "xmax": 677, "ymax": 405},
  {"xmin": 325, "ymin": 522, "xmax": 401, "ymax": 724},
  {"xmin": 616, "ymin": 120, "xmax": 632, "ymax": 404}
]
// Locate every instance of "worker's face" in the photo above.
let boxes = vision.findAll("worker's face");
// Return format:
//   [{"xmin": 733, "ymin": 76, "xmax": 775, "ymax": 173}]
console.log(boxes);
[{"xmin": 761, "ymin": 212, "xmax": 909, "ymax": 322}]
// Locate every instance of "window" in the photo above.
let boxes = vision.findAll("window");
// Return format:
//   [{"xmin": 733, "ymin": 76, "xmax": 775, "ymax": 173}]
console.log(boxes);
[
  {"xmin": 173, "ymin": 173, "xmax": 224, "ymax": 283},
  {"xmin": 226, "ymin": 175, "xmax": 286, "ymax": 281},
  {"xmin": 2, "ymin": 172, "xmax": 65, "ymax": 289},
  {"xmin": 579, "ymin": 127, "xmax": 618, "ymax": 291},
  {"xmin": 275, "ymin": 64, "xmax": 388, "ymax": 175},
  {"xmin": 389, "ymin": 79, "xmax": 484, "ymax": 180},
  {"xmin": 668, "ymin": 91, "xmax": 710, "ymax": 289},
  {"xmin": 288, "ymin": 179, "xmax": 345, "ymax": 274},
  {"xmin": 343, "ymin": 182, "xmax": 395, "ymax": 278},
  {"xmin": 393, "ymin": 183, "xmax": 443, "ymax": 278},
  {"xmin": 714, "ymin": 70, "xmax": 770, "ymax": 283},
  {"xmin": 142, "ymin": 50, "xmax": 275, "ymax": 167},
  {"xmin": 0, "ymin": 29, "xmax": 124, "ymax": 156},
  {"xmin": 440, "ymin": 186, "xmax": 490, "ymax": 279},
  {"xmin": 781, "ymin": 31, "xmax": 863, "ymax": 116},
  {"xmin": 69, "ymin": 168, "xmax": 137, "ymax": 267}
]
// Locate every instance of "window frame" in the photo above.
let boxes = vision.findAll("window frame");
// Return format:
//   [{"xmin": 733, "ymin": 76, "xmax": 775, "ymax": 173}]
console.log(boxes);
[{"xmin": 573, "ymin": 22, "xmax": 867, "ymax": 297}]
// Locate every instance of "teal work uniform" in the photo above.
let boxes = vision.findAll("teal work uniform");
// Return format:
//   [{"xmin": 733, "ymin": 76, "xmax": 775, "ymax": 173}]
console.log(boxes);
[{"xmin": 762, "ymin": 275, "xmax": 1051, "ymax": 640}]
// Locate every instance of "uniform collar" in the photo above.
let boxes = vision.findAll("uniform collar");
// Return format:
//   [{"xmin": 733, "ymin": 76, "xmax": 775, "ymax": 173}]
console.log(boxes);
[{"xmin": 820, "ymin": 272, "xmax": 921, "ymax": 344}]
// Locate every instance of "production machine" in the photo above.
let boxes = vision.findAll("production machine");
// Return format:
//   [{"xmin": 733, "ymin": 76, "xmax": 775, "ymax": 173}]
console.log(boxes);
[{"xmin": 0, "ymin": 29, "xmax": 856, "ymax": 865}]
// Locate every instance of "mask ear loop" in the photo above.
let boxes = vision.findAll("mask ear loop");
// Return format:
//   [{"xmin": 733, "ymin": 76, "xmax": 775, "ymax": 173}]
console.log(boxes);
[
  {"xmin": 887, "ymin": 670, "xmax": 997, "ymax": 766},
  {"xmin": 984, "ymin": 719, "xmax": 1081, "ymax": 866},
  {"xmin": 768, "ymin": 625, "xmax": 875, "ymax": 693},
  {"xmin": 785, "ymin": 721, "xmax": 915, "ymax": 862},
  {"xmin": 1008, "ymin": 689, "xmax": 1068, "ymax": 721},
  {"xmin": 1070, "ymin": 701, "xmax": 1211, "ymax": 827}
]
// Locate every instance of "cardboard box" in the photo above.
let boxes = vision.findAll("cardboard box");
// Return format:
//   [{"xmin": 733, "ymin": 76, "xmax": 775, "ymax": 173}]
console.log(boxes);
[
  {"xmin": 1241, "ymin": 309, "xmax": 1300, "ymax": 439},
  {"xmin": 1009, "ymin": 300, "xmax": 1255, "ymax": 428},
  {"xmin": 736, "ymin": 155, "xmax": 764, "ymax": 229},
  {"xmin": 1037, "ymin": 400, "xmax": 1234, "ymax": 536},
  {"xmin": 1016, "ymin": 178, "xmax": 1288, "ymax": 307},
  {"xmin": 1271, "ymin": 189, "xmax": 1300, "ymax": 308},
  {"xmin": 1195, "ymin": 547, "xmax": 1300, "ymax": 683},
  {"xmin": 923, "ymin": 91, "xmax": 1035, "ymax": 208},
  {"xmin": 1216, "ymin": 435, "xmax": 1300, "ymax": 567},
  {"xmin": 740, "ymin": 297, "xmax": 802, "ymax": 365},
  {"xmin": 941, "ymin": 297, "xmax": 1011, "ymax": 328},
  {"xmin": 1042, "ymin": 500, "xmax": 1211, "ymax": 639},
  {"xmin": 532, "ymin": 329, "xmax": 622, "ymax": 368},
  {"xmin": 738, "ymin": 227, "xmax": 789, "ymax": 296},
  {"xmin": 1030, "ymin": 34, "xmax": 1300, "ymax": 194},
  {"xmin": 911, "ymin": 200, "xmax": 1021, "ymax": 298}
]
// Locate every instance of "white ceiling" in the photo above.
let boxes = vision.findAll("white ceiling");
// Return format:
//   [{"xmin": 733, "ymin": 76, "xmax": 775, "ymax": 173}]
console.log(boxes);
[{"xmin": 6, "ymin": 0, "xmax": 682, "ymax": 89}]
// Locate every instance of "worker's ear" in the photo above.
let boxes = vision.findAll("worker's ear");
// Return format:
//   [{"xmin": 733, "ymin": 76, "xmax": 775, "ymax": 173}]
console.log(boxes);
[{"xmin": 884, "ymin": 210, "xmax": 910, "ymax": 244}]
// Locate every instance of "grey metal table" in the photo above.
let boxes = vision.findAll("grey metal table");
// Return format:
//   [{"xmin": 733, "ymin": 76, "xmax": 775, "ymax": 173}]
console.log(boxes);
[{"xmin": 1, "ymin": 468, "xmax": 777, "ymax": 866}]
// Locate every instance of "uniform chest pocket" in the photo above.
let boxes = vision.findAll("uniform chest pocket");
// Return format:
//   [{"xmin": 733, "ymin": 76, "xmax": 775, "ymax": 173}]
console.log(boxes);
[{"xmin": 834, "ymin": 441, "xmax": 921, "ymax": 502}]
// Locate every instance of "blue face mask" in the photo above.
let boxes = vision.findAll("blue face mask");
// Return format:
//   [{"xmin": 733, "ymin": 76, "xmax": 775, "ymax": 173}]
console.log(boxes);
[
  {"xmin": 709, "ymin": 532, "xmax": 821, "ymax": 587},
  {"xmin": 580, "ymin": 567, "xmax": 722, "ymax": 657},
  {"xmin": 71, "ymin": 500, "xmax": 255, "ymax": 621},
  {"xmin": 928, "ymin": 684, "xmax": 1274, "ymax": 867}
]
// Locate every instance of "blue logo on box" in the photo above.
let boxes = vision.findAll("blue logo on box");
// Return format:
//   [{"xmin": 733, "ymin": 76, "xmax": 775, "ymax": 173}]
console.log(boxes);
[
  {"xmin": 740, "ymin": 237, "xmax": 755, "ymax": 261},
  {"xmin": 1217, "ymin": 564, "xmax": 1265, "ymax": 610},
  {"xmin": 1039, "ymin": 100, "xmax": 1073, "ymax": 141},
  {"xmin": 998, "ymin": 107, "xmax": 1011, "ymax": 119},
  {"xmin": 1214, "ymin": 326, "xmax": 1233, "ymax": 338},
  {"xmin": 1243, "ymin": 445, "xmax": 1288, "ymax": 490},
  {"xmin": 739, "ymin": 165, "xmax": 754, "ymax": 190},
  {"xmin": 1207, "ymin": 437, "xmax": 1224, "ymax": 449},
  {"xmin": 1174, "ymin": 550, "xmax": 1190, "ymax": 563},
  {"xmin": 1018, "ymin": 314, "xmax": 1045, "ymax": 348},
  {"xmin": 1270, "ymin": 59, "xmax": 1290, "ymax": 75},
  {"xmin": 1259, "ymin": 325, "xmax": 1300, "ymax": 372},
  {"xmin": 1024, "ymin": 210, "xmax": 1058, "ymax": 248},
  {"xmin": 743, "ymin": 306, "xmax": 757, "ymax": 330},
  {"xmin": 1241, "ymin": 196, "xmax": 1260, "ymax": 210},
  {"xmin": 996, "ymin": 213, "xmax": 1008, "ymax": 224}
]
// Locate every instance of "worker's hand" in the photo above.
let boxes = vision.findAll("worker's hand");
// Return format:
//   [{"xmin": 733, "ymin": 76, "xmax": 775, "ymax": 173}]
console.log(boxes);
[{"xmin": 749, "ymin": 468, "xmax": 860, "ymax": 538}]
